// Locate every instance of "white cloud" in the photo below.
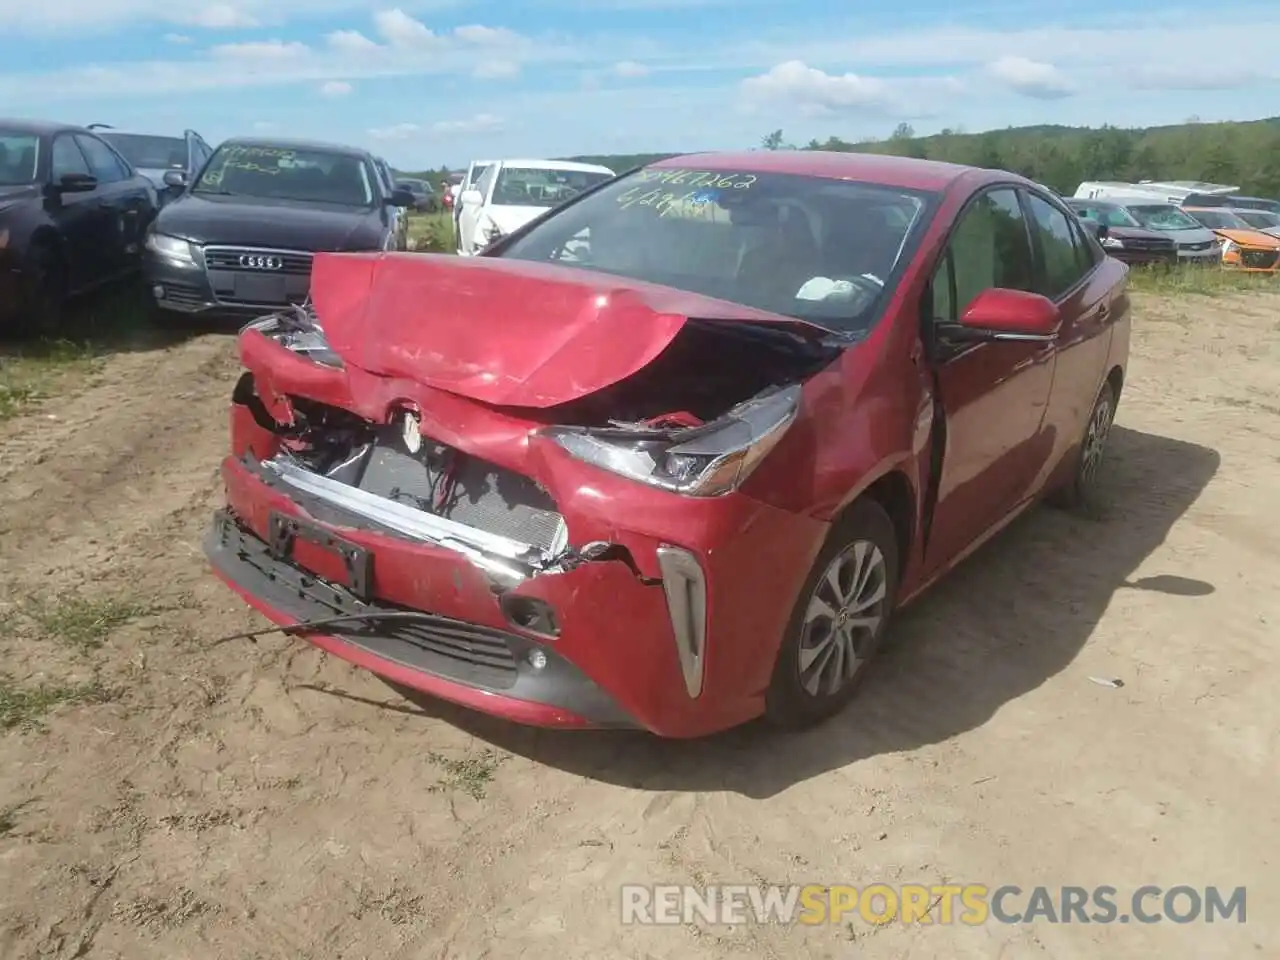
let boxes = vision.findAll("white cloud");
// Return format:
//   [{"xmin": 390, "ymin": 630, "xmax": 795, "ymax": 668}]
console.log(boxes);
[
  {"xmin": 320, "ymin": 79, "xmax": 352, "ymax": 96},
  {"xmin": 164, "ymin": 32, "xmax": 190, "ymax": 43},
  {"xmin": 987, "ymin": 56, "xmax": 1073, "ymax": 99},
  {"xmin": 455, "ymin": 24, "xmax": 521, "ymax": 45},
  {"xmin": 326, "ymin": 29, "xmax": 380, "ymax": 54},
  {"xmin": 369, "ymin": 113, "xmax": 504, "ymax": 140},
  {"xmin": 473, "ymin": 60, "xmax": 520, "ymax": 79},
  {"xmin": 740, "ymin": 61, "xmax": 896, "ymax": 115},
  {"xmin": 211, "ymin": 39, "xmax": 309, "ymax": 60},
  {"xmin": 374, "ymin": 8, "xmax": 442, "ymax": 49},
  {"xmin": 613, "ymin": 60, "xmax": 649, "ymax": 78},
  {"xmin": 187, "ymin": 3, "xmax": 257, "ymax": 28}
]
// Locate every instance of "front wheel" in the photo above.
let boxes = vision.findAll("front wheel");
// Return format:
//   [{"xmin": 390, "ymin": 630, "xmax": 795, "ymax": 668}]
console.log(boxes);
[{"xmin": 765, "ymin": 498, "xmax": 900, "ymax": 730}]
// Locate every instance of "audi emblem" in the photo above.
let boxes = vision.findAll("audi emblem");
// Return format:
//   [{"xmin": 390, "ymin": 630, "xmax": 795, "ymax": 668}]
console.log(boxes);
[{"xmin": 239, "ymin": 254, "xmax": 283, "ymax": 270}]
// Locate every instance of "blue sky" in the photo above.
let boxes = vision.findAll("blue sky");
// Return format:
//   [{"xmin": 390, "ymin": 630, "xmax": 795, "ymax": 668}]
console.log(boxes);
[{"xmin": 2, "ymin": 0, "xmax": 1279, "ymax": 170}]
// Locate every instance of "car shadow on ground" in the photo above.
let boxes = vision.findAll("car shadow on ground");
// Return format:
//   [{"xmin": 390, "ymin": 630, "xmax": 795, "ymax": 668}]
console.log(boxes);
[
  {"xmin": 350, "ymin": 425, "xmax": 1221, "ymax": 799},
  {"xmin": 0, "ymin": 278, "xmax": 239, "ymax": 362}
]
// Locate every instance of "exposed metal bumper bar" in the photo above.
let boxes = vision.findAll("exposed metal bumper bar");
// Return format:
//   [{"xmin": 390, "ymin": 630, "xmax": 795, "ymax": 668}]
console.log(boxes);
[{"xmin": 262, "ymin": 457, "xmax": 554, "ymax": 583}]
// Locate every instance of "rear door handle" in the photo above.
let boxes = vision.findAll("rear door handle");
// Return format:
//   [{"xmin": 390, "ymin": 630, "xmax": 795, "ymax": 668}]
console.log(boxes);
[{"xmin": 1095, "ymin": 305, "xmax": 1109, "ymax": 322}]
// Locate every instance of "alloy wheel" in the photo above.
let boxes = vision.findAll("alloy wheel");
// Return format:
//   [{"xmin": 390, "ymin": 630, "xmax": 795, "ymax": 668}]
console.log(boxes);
[
  {"xmin": 798, "ymin": 540, "xmax": 888, "ymax": 697},
  {"xmin": 1080, "ymin": 394, "xmax": 1113, "ymax": 486}
]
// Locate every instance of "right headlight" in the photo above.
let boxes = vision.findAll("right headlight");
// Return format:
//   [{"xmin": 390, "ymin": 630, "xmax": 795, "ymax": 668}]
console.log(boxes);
[
  {"xmin": 146, "ymin": 231, "xmax": 195, "ymax": 263},
  {"xmin": 540, "ymin": 384, "xmax": 801, "ymax": 497}
]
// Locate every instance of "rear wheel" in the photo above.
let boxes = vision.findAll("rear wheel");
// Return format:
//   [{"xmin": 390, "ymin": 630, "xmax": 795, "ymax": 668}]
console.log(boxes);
[
  {"xmin": 1048, "ymin": 380, "xmax": 1116, "ymax": 513},
  {"xmin": 765, "ymin": 498, "xmax": 900, "ymax": 730}
]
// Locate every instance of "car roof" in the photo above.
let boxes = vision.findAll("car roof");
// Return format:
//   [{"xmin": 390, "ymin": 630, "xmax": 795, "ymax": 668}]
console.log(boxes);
[
  {"xmin": 220, "ymin": 136, "xmax": 371, "ymax": 158},
  {"xmin": 652, "ymin": 150, "xmax": 980, "ymax": 192},
  {"xmin": 497, "ymin": 158, "xmax": 615, "ymax": 174},
  {"xmin": 0, "ymin": 117, "xmax": 92, "ymax": 136},
  {"xmin": 97, "ymin": 130, "xmax": 184, "ymax": 138}
]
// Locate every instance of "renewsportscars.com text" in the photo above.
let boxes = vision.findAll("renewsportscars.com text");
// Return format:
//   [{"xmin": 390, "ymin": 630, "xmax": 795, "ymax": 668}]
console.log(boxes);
[{"xmin": 620, "ymin": 883, "xmax": 1247, "ymax": 926}]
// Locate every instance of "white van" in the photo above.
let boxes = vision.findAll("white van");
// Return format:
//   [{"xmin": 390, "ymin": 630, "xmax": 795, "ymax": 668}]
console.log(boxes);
[{"xmin": 1072, "ymin": 183, "xmax": 1221, "ymax": 262}]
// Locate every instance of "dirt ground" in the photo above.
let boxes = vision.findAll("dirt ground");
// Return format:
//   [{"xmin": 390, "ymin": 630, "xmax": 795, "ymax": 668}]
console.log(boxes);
[{"xmin": 1, "ymin": 290, "xmax": 1277, "ymax": 960}]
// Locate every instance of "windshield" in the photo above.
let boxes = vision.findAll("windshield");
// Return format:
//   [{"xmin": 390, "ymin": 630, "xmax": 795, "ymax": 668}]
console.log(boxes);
[
  {"xmin": 491, "ymin": 166, "xmax": 613, "ymax": 209},
  {"xmin": 100, "ymin": 133, "xmax": 185, "ymax": 170},
  {"xmin": 1186, "ymin": 209, "xmax": 1251, "ymax": 230},
  {"xmin": 497, "ymin": 166, "xmax": 935, "ymax": 334},
  {"xmin": 1235, "ymin": 210, "xmax": 1280, "ymax": 229},
  {"xmin": 0, "ymin": 131, "xmax": 40, "ymax": 186},
  {"xmin": 194, "ymin": 144, "xmax": 374, "ymax": 206},
  {"xmin": 1126, "ymin": 204, "xmax": 1204, "ymax": 231},
  {"xmin": 1071, "ymin": 204, "xmax": 1139, "ymax": 228}
]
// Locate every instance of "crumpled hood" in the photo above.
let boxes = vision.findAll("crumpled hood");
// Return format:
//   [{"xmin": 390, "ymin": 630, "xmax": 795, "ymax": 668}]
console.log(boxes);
[{"xmin": 308, "ymin": 251, "xmax": 827, "ymax": 408}]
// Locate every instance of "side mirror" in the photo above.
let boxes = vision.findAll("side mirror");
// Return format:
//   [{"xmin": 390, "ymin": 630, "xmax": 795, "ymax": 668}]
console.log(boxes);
[
  {"xmin": 460, "ymin": 188, "xmax": 483, "ymax": 207},
  {"xmin": 162, "ymin": 169, "xmax": 188, "ymax": 189},
  {"xmin": 387, "ymin": 187, "xmax": 415, "ymax": 207},
  {"xmin": 940, "ymin": 288, "xmax": 1061, "ymax": 343},
  {"xmin": 55, "ymin": 172, "xmax": 98, "ymax": 193}
]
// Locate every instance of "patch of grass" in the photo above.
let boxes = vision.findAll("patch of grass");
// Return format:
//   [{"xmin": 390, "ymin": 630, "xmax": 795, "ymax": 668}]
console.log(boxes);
[
  {"xmin": 405, "ymin": 212, "xmax": 455, "ymax": 254},
  {"xmin": 0, "ymin": 338, "xmax": 101, "ymax": 421},
  {"xmin": 23, "ymin": 593, "xmax": 161, "ymax": 651},
  {"xmin": 0, "ymin": 674, "xmax": 113, "ymax": 732},
  {"xmin": 1127, "ymin": 263, "xmax": 1280, "ymax": 297},
  {"xmin": 426, "ymin": 748, "xmax": 505, "ymax": 800}
]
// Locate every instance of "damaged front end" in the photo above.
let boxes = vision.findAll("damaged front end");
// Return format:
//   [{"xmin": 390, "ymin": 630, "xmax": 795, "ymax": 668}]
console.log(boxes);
[{"xmin": 209, "ymin": 255, "xmax": 843, "ymax": 733}]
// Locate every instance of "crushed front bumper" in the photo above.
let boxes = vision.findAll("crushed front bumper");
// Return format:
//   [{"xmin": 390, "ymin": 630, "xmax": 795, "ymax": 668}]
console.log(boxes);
[{"xmin": 205, "ymin": 451, "xmax": 825, "ymax": 738}]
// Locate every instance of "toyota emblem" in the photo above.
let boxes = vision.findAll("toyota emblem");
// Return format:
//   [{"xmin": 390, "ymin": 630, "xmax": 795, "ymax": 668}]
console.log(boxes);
[{"xmin": 239, "ymin": 254, "xmax": 283, "ymax": 270}]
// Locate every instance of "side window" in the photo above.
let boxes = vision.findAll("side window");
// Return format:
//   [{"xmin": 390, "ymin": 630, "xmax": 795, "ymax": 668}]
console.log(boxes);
[
  {"xmin": 51, "ymin": 135, "xmax": 92, "ymax": 179},
  {"xmin": 1025, "ymin": 192, "xmax": 1088, "ymax": 299},
  {"xmin": 475, "ymin": 165, "xmax": 497, "ymax": 200},
  {"xmin": 75, "ymin": 135, "xmax": 128, "ymax": 183},
  {"xmin": 1069, "ymin": 215, "xmax": 1101, "ymax": 270},
  {"xmin": 943, "ymin": 187, "xmax": 1035, "ymax": 322}
]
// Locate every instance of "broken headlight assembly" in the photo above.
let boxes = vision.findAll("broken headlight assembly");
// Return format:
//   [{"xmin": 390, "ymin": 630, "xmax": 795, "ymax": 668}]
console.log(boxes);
[
  {"xmin": 540, "ymin": 384, "xmax": 801, "ymax": 497},
  {"xmin": 241, "ymin": 304, "xmax": 345, "ymax": 369}
]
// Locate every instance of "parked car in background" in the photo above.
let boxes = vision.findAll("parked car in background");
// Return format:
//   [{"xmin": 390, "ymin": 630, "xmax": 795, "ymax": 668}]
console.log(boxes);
[
  {"xmin": 456, "ymin": 158, "xmax": 615, "ymax": 255},
  {"xmin": 1227, "ymin": 208, "xmax": 1280, "ymax": 238},
  {"xmin": 90, "ymin": 124, "xmax": 213, "ymax": 209},
  {"xmin": 371, "ymin": 156, "xmax": 410, "ymax": 251},
  {"xmin": 1185, "ymin": 192, "xmax": 1280, "ymax": 214},
  {"xmin": 1181, "ymin": 206, "xmax": 1280, "ymax": 272},
  {"xmin": 206, "ymin": 150, "xmax": 1129, "ymax": 738},
  {"xmin": 395, "ymin": 177, "xmax": 439, "ymax": 212},
  {"xmin": 143, "ymin": 136, "xmax": 414, "ymax": 318},
  {"xmin": 1071, "ymin": 191, "xmax": 1221, "ymax": 263},
  {"xmin": 1, "ymin": 117, "xmax": 158, "ymax": 331},
  {"xmin": 1065, "ymin": 199, "xmax": 1178, "ymax": 265}
]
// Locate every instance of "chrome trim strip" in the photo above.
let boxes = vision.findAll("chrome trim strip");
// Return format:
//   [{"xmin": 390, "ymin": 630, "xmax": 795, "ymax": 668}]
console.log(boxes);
[
  {"xmin": 656, "ymin": 545, "xmax": 707, "ymax": 698},
  {"xmin": 263, "ymin": 458, "xmax": 549, "ymax": 565},
  {"xmin": 204, "ymin": 245, "xmax": 316, "ymax": 259}
]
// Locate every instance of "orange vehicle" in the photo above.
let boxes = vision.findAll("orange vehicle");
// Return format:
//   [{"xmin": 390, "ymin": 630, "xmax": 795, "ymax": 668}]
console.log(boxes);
[{"xmin": 1182, "ymin": 207, "xmax": 1280, "ymax": 271}]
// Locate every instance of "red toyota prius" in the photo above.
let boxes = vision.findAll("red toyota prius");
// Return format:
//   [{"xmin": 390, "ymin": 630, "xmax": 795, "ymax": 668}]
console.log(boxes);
[{"xmin": 205, "ymin": 150, "xmax": 1130, "ymax": 739}]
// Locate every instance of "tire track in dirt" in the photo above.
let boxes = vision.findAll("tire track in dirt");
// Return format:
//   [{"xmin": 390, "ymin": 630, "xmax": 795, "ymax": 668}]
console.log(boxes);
[{"xmin": 0, "ymin": 334, "xmax": 239, "ymax": 585}]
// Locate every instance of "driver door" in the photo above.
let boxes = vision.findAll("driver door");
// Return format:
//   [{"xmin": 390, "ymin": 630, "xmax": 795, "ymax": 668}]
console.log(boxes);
[
  {"xmin": 459, "ymin": 164, "xmax": 496, "ymax": 254},
  {"xmin": 921, "ymin": 186, "xmax": 1058, "ymax": 572}
]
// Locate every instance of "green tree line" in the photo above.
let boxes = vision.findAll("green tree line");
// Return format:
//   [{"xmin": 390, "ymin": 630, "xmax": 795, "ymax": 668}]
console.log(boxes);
[{"xmin": 759, "ymin": 117, "xmax": 1280, "ymax": 198}]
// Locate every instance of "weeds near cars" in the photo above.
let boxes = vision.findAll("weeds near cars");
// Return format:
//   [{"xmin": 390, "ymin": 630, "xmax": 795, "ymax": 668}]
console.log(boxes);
[
  {"xmin": 1127, "ymin": 264, "xmax": 1280, "ymax": 297},
  {"xmin": 426, "ymin": 748, "xmax": 505, "ymax": 800},
  {"xmin": 0, "ymin": 674, "xmax": 113, "ymax": 732},
  {"xmin": 0, "ymin": 339, "xmax": 100, "ymax": 420},
  {"xmin": 21, "ymin": 592, "xmax": 164, "ymax": 652},
  {"xmin": 405, "ymin": 212, "xmax": 454, "ymax": 254}
]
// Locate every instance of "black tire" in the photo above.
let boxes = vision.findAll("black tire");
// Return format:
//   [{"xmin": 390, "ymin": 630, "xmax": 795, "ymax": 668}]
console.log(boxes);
[
  {"xmin": 19, "ymin": 243, "xmax": 66, "ymax": 337},
  {"xmin": 765, "ymin": 498, "xmax": 900, "ymax": 730},
  {"xmin": 1047, "ymin": 379, "xmax": 1117, "ymax": 514}
]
